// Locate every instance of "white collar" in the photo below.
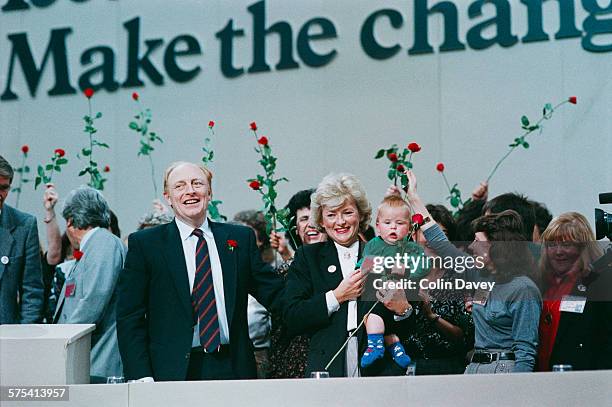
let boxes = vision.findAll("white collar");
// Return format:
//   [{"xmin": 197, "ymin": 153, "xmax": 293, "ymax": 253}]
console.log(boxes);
[
  {"xmin": 333, "ymin": 240, "xmax": 359, "ymax": 258},
  {"xmin": 175, "ymin": 217, "xmax": 211, "ymax": 241},
  {"xmin": 79, "ymin": 227, "xmax": 99, "ymax": 250}
]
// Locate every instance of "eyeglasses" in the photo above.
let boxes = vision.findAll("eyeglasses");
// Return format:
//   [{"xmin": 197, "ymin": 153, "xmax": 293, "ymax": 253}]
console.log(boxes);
[{"xmin": 171, "ymin": 179, "xmax": 207, "ymax": 193}]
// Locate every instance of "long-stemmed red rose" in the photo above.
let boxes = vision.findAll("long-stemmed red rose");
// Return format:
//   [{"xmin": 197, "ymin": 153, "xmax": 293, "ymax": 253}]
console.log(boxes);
[
  {"xmin": 200, "ymin": 119, "xmax": 226, "ymax": 222},
  {"xmin": 35, "ymin": 148, "xmax": 68, "ymax": 189},
  {"xmin": 435, "ymin": 162, "xmax": 468, "ymax": 211},
  {"xmin": 128, "ymin": 92, "xmax": 163, "ymax": 198},
  {"xmin": 246, "ymin": 122, "xmax": 295, "ymax": 248},
  {"xmin": 486, "ymin": 96, "xmax": 577, "ymax": 182},
  {"xmin": 12, "ymin": 145, "xmax": 32, "ymax": 208},
  {"xmin": 78, "ymin": 88, "xmax": 109, "ymax": 190},
  {"xmin": 374, "ymin": 141, "xmax": 421, "ymax": 188}
]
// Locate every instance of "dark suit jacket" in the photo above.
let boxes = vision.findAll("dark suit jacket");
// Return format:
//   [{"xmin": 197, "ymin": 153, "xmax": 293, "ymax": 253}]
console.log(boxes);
[
  {"xmin": 549, "ymin": 267, "xmax": 612, "ymax": 370},
  {"xmin": 116, "ymin": 219, "xmax": 284, "ymax": 381},
  {"xmin": 0, "ymin": 204, "xmax": 44, "ymax": 324},
  {"xmin": 283, "ymin": 240, "xmax": 371, "ymax": 377}
]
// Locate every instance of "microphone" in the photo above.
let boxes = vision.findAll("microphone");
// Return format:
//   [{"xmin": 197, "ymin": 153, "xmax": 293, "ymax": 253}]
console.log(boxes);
[{"xmin": 600, "ymin": 193, "xmax": 612, "ymax": 205}]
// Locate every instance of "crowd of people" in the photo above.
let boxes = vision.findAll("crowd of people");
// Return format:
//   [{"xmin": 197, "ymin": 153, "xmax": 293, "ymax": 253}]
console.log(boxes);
[{"xmin": 0, "ymin": 153, "xmax": 610, "ymax": 383}]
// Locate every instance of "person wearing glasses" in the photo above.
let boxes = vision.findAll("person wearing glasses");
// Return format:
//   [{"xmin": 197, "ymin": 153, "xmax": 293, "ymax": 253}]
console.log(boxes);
[{"xmin": 116, "ymin": 161, "xmax": 285, "ymax": 381}]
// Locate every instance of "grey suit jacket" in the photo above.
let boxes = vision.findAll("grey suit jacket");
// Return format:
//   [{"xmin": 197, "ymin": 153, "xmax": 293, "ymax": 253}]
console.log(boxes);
[
  {"xmin": 55, "ymin": 228, "xmax": 126, "ymax": 379},
  {"xmin": 0, "ymin": 204, "xmax": 44, "ymax": 324}
]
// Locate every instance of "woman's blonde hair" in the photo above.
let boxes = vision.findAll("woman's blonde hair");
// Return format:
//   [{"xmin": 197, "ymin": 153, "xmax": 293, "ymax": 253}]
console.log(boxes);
[
  {"xmin": 310, "ymin": 173, "xmax": 371, "ymax": 232},
  {"xmin": 540, "ymin": 212, "xmax": 603, "ymax": 280}
]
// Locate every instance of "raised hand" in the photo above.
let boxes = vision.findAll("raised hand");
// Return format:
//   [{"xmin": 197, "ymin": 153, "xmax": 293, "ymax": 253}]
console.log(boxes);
[{"xmin": 334, "ymin": 269, "xmax": 367, "ymax": 303}]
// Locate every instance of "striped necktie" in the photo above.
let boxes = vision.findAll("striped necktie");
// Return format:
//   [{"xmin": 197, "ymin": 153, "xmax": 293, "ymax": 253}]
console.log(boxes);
[{"xmin": 191, "ymin": 228, "xmax": 221, "ymax": 352}]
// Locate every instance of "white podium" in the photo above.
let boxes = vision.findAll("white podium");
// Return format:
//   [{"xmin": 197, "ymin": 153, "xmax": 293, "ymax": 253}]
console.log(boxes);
[{"xmin": 0, "ymin": 324, "xmax": 95, "ymax": 385}]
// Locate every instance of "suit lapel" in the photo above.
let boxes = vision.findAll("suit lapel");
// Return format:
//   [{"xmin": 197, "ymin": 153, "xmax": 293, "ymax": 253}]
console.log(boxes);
[
  {"xmin": 162, "ymin": 221, "xmax": 193, "ymax": 320},
  {"xmin": 554, "ymin": 276, "xmax": 592, "ymax": 350},
  {"xmin": 0, "ymin": 207, "xmax": 17, "ymax": 283},
  {"xmin": 210, "ymin": 220, "xmax": 237, "ymax": 329}
]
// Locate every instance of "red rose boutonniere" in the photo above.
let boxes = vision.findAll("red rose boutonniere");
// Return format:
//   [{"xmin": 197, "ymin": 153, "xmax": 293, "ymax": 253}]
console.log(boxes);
[
  {"xmin": 227, "ymin": 240, "xmax": 238, "ymax": 251},
  {"xmin": 73, "ymin": 249, "xmax": 84, "ymax": 261}
]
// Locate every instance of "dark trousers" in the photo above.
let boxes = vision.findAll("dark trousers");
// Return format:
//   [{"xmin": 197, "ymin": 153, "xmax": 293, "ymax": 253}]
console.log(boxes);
[{"xmin": 186, "ymin": 346, "xmax": 234, "ymax": 380}]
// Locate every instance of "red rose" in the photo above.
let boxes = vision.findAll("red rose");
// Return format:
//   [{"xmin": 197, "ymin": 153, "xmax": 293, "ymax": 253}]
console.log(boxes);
[
  {"xmin": 132, "ymin": 92, "xmax": 139, "ymax": 101},
  {"xmin": 568, "ymin": 96, "xmax": 577, "ymax": 104},
  {"xmin": 249, "ymin": 122, "xmax": 258, "ymax": 131},
  {"xmin": 227, "ymin": 239, "xmax": 238, "ymax": 248},
  {"xmin": 407, "ymin": 142, "xmax": 421, "ymax": 153},
  {"xmin": 387, "ymin": 152, "xmax": 398, "ymax": 162},
  {"xmin": 208, "ymin": 120, "xmax": 215, "ymax": 128},
  {"xmin": 72, "ymin": 249, "xmax": 84, "ymax": 261},
  {"xmin": 54, "ymin": 148, "xmax": 65, "ymax": 157},
  {"xmin": 103, "ymin": 165, "xmax": 110, "ymax": 173},
  {"xmin": 21, "ymin": 145, "xmax": 29, "ymax": 154},
  {"xmin": 396, "ymin": 164, "xmax": 406, "ymax": 173},
  {"xmin": 257, "ymin": 136, "xmax": 269, "ymax": 146},
  {"xmin": 436, "ymin": 163, "xmax": 445, "ymax": 172},
  {"xmin": 412, "ymin": 213, "xmax": 424, "ymax": 225},
  {"xmin": 84, "ymin": 88, "xmax": 94, "ymax": 98},
  {"xmin": 249, "ymin": 180, "xmax": 261, "ymax": 190}
]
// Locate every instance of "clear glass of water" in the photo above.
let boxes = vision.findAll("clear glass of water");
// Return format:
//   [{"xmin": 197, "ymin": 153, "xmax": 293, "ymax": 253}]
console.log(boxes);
[
  {"xmin": 405, "ymin": 362, "xmax": 417, "ymax": 376},
  {"xmin": 106, "ymin": 376, "xmax": 125, "ymax": 384},
  {"xmin": 552, "ymin": 365, "xmax": 573, "ymax": 372},
  {"xmin": 310, "ymin": 371, "xmax": 330, "ymax": 379}
]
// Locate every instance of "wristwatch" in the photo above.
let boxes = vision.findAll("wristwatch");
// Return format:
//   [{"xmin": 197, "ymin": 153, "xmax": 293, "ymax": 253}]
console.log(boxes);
[{"xmin": 397, "ymin": 306, "xmax": 413, "ymax": 318}]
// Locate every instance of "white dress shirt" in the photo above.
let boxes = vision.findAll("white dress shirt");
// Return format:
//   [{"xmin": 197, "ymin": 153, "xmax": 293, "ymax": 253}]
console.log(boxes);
[
  {"xmin": 325, "ymin": 240, "xmax": 359, "ymax": 331},
  {"xmin": 175, "ymin": 217, "xmax": 230, "ymax": 347}
]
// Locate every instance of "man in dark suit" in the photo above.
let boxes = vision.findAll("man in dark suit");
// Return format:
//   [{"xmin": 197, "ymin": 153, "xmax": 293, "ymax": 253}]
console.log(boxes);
[
  {"xmin": 117, "ymin": 161, "xmax": 285, "ymax": 381},
  {"xmin": 0, "ymin": 155, "xmax": 44, "ymax": 325}
]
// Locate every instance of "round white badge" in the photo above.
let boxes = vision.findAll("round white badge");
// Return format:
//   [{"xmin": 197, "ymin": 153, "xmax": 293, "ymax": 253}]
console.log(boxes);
[
  {"xmin": 327, "ymin": 265, "xmax": 336, "ymax": 273},
  {"xmin": 577, "ymin": 284, "xmax": 587, "ymax": 292},
  {"xmin": 1, "ymin": 256, "xmax": 9, "ymax": 265}
]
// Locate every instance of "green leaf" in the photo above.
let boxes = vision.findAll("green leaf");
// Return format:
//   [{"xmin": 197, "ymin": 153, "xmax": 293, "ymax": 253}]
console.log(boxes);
[
  {"xmin": 24, "ymin": 166, "xmax": 30, "ymax": 172},
  {"xmin": 374, "ymin": 149, "xmax": 385, "ymax": 159},
  {"xmin": 96, "ymin": 142, "xmax": 110, "ymax": 148},
  {"xmin": 96, "ymin": 112, "xmax": 102, "ymax": 119},
  {"xmin": 56, "ymin": 158, "xmax": 68, "ymax": 165},
  {"xmin": 387, "ymin": 169, "xmax": 395, "ymax": 181},
  {"xmin": 35, "ymin": 177, "xmax": 41, "ymax": 189},
  {"xmin": 521, "ymin": 115, "xmax": 529, "ymax": 126},
  {"xmin": 129, "ymin": 122, "xmax": 139, "ymax": 130},
  {"xmin": 45, "ymin": 164, "xmax": 53, "ymax": 171},
  {"xmin": 22, "ymin": 179, "xmax": 29, "ymax": 183},
  {"xmin": 54, "ymin": 165, "xmax": 61, "ymax": 172},
  {"xmin": 522, "ymin": 141, "xmax": 530, "ymax": 149},
  {"xmin": 78, "ymin": 169, "xmax": 88, "ymax": 176},
  {"xmin": 450, "ymin": 196, "xmax": 460, "ymax": 208},
  {"xmin": 81, "ymin": 148, "xmax": 91, "ymax": 157}
]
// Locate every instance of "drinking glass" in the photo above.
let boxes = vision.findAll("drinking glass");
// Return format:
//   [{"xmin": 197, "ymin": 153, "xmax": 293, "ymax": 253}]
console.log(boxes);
[
  {"xmin": 552, "ymin": 365, "xmax": 573, "ymax": 372},
  {"xmin": 310, "ymin": 371, "xmax": 330, "ymax": 379}
]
